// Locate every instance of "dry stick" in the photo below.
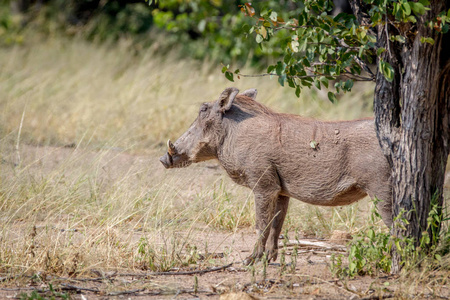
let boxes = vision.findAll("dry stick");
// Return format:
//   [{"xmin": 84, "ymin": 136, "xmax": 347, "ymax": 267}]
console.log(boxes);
[
  {"xmin": 50, "ymin": 275, "xmax": 112, "ymax": 283},
  {"xmin": 107, "ymin": 288, "xmax": 146, "ymax": 296},
  {"xmin": 360, "ymin": 295, "xmax": 395, "ymax": 300},
  {"xmin": 282, "ymin": 239, "xmax": 347, "ymax": 252},
  {"xmin": 0, "ymin": 286, "xmax": 99, "ymax": 294},
  {"xmin": 117, "ymin": 262, "xmax": 233, "ymax": 277},
  {"xmin": 60, "ymin": 284, "xmax": 100, "ymax": 293}
]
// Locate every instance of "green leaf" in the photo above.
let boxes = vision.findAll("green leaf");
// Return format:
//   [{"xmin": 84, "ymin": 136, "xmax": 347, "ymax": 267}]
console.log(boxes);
[
  {"xmin": 314, "ymin": 78, "xmax": 321, "ymax": 90},
  {"xmin": 276, "ymin": 61, "xmax": 285, "ymax": 76},
  {"xmin": 278, "ymin": 74, "xmax": 286, "ymax": 86},
  {"xmin": 327, "ymin": 92, "xmax": 337, "ymax": 103},
  {"xmin": 395, "ymin": 240, "xmax": 402, "ymax": 251},
  {"xmin": 344, "ymin": 79, "xmax": 354, "ymax": 91},
  {"xmin": 320, "ymin": 77, "xmax": 329, "ymax": 88},
  {"xmin": 409, "ymin": 2, "xmax": 425, "ymax": 15},
  {"xmin": 295, "ymin": 86, "xmax": 301, "ymax": 98},
  {"xmin": 420, "ymin": 37, "xmax": 435, "ymax": 45},
  {"xmin": 406, "ymin": 15, "xmax": 417, "ymax": 23},
  {"xmin": 358, "ymin": 46, "xmax": 364, "ymax": 57},
  {"xmin": 379, "ymin": 60, "xmax": 394, "ymax": 82},
  {"xmin": 376, "ymin": 47, "xmax": 386, "ymax": 56},
  {"xmin": 402, "ymin": 2, "xmax": 411, "ymax": 16},
  {"xmin": 284, "ymin": 54, "xmax": 292, "ymax": 65},
  {"xmin": 349, "ymin": 262, "xmax": 357, "ymax": 273},
  {"xmin": 225, "ymin": 71, "xmax": 234, "ymax": 82},
  {"xmin": 395, "ymin": 35, "xmax": 406, "ymax": 43},
  {"xmin": 301, "ymin": 79, "xmax": 312, "ymax": 88}
]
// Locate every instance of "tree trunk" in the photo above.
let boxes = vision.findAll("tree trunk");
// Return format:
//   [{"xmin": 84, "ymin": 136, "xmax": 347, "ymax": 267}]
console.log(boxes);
[{"xmin": 350, "ymin": 0, "xmax": 450, "ymax": 273}]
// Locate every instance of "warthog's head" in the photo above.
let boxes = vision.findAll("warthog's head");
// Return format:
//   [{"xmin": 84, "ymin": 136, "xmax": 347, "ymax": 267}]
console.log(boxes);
[{"xmin": 159, "ymin": 87, "xmax": 257, "ymax": 169}]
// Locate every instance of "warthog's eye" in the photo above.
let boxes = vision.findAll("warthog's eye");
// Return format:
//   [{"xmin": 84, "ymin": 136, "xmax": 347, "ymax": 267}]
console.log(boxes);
[{"xmin": 200, "ymin": 104, "xmax": 208, "ymax": 113}]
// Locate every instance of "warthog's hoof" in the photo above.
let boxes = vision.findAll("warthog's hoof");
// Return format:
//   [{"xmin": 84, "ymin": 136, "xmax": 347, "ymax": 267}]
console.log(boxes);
[
  {"xmin": 243, "ymin": 256, "xmax": 256, "ymax": 266},
  {"xmin": 243, "ymin": 249, "xmax": 278, "ymax": 265}
]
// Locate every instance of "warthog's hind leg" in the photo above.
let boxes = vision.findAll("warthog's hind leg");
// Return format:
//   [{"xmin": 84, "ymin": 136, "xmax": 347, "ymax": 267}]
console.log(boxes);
[
  {"xmin": 375, "ymin": 194, "xmax": 393, "ymax": 228},
  {"xmin": 367, "ymin": 180, "xmax": 393, "ymax": 228}
]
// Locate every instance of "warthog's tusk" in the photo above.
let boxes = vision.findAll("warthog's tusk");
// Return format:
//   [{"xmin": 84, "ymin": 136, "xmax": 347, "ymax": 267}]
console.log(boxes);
[{"xmin": 167, "ymin": 139, "xmax": 176, "ymax": 156}]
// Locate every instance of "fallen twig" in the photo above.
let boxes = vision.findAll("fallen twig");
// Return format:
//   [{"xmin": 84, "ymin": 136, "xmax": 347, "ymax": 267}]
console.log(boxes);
[
  {"xmin": 360, "ymin": 295, "xmax": 395, "ymax": 300},
  {"xmin": 282, "ymin": 239, "xmax": 347, "ymax": 252},
  {"xmin": 107, "ymin": 288, "xmax": 145, "ymax": 296},
  {"xmin": 117, "ymin": 263, "xmax": 233, "ymax": 277},
  {"xmin": 60, "ymin": 283, "xmax": 100, "ymax": 293}
]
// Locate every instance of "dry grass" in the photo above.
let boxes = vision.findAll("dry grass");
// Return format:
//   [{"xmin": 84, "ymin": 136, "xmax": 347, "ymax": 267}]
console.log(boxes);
[
  {"xmin": 0, "ymin": 34, "xmax": 448, "ymax": 298},
  {"xmin": 0, "ymin": 34, "xmax": 375, "ymax": 151}
]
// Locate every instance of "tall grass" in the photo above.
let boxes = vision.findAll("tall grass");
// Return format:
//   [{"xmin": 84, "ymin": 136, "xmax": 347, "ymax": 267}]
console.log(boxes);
[{"xmin": 0, "ymin": 33, "xmax": 414, "ymax": 278}]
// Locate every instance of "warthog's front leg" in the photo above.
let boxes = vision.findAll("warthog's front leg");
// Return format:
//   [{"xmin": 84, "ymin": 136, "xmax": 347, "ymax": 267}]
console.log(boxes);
[
  {"xmin": 244, "ymin": 190, "xmax": 279, "ymax": 265},
  {"xmin": 266, "ymin": 195, "xmax": 290, "ymax": 262}
]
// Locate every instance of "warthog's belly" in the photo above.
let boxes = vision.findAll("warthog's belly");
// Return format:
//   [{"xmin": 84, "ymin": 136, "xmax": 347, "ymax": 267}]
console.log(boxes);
[{"xmin": 282, "ymin": 183, "xmax": 368, "ymax": 207}]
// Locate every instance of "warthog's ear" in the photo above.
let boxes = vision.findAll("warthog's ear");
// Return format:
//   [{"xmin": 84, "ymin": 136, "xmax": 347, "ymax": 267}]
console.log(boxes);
[
  {"xmin": 239, "ymin": 89, "xmax": 257, "ymax": 100},
  {"xmin": 218, "ymin": 87, "xmax": 239, "ymax": 113}
]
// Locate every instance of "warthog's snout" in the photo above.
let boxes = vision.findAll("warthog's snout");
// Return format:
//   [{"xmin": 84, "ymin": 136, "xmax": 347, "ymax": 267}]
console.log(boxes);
[
  {"xmin": 159, "ymin": 152, "xmax": 172, "ymax": 169},
  {"xmin": 160, "ymin": 140, "xmax": 176, "ymax": 168},
  {"xmin": 159, "ymin": 139, "xmax": 192, "ymax": 168}
]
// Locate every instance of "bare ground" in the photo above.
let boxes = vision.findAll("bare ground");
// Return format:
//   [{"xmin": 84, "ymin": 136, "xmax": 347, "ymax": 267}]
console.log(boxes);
[{"xmin": 0, "ymin": 145, "xmax": 449, "ymax": 299}]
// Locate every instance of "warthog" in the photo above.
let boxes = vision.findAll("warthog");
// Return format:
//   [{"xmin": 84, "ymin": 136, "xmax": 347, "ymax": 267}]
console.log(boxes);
[{"xmin": 160, "ymin": 87, "xmax": 392, "ymax": 264}]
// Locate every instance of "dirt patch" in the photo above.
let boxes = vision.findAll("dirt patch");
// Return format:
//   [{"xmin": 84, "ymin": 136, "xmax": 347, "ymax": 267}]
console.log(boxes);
[{"xmin": 0, "ymin": 229, "xmax": 394, "ymax": 300}]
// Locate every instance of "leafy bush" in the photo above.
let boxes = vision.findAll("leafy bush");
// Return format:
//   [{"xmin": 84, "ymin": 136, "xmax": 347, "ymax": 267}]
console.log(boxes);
[
  {"xmin": 331, "ymin": 197, "xmax": 450, "ymax": 278},
  {"xmin": 331, "ymin": 199, "xmax": 392, "ymax": 278}
]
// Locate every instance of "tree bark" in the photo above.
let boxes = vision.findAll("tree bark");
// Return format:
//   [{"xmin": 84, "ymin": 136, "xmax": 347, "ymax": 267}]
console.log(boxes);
[{"xmin": 350, "ymin": 0, "xmax": 450, "ymax": 273}]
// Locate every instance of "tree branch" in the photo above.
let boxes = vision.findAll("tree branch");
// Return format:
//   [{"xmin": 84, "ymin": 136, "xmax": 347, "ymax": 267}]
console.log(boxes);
[{"xmin": 237, "ymin": 72, "xmax": 374, "ymax": 82}]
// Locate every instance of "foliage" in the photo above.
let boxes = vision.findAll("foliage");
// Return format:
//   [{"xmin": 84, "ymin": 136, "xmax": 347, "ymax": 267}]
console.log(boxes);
[
  {"xmin": 227, "ymin": 1, "xmax": 450, "ymax": 97},
  {"xmin": 1, "ymin": 0, "xmax": 307, "ymax": 65},
  {"xmin": 148, "ymin": 0, "xmax": 305, "ymax": 65},
  {"xmin": 392, "ymin": 192, "xmax": 449, "ymax": 271},
  {"xmin": 330, "ymin": 198, "xmax": 450, "ymax": 278},
  {"xmin": 330, "ymin": 199, "xmax": 392, "ymax": 278}
]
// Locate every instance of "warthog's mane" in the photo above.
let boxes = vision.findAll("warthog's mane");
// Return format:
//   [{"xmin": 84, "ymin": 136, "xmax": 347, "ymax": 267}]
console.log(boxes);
[
  {"xmin": 233, "ymin": 95, "xmax": 275, "ymax": 116},
  {"xmin": 233, "ymin": 95, "xmax": 374, "ymax": 126}
]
